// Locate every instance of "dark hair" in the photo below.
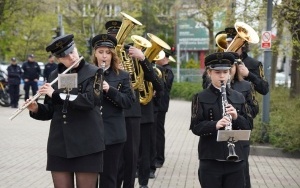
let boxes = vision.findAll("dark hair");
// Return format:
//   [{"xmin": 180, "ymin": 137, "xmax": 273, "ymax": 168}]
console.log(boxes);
[{"xmin": 242, "ymin": 42, "xmax": 249, "ymax": 53}]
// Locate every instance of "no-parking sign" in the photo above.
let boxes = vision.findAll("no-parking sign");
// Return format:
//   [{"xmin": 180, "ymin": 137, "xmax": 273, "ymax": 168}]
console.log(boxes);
[{"xmin": 261, "ymin": 31, "xmax": 272, "ymax": 49}]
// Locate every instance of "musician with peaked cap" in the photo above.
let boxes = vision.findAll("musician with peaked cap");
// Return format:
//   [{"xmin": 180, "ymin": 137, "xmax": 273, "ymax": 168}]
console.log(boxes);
[
  {"xmin": 25, "ymin": 34, "xmax": 105, "ymax": 188},
  {"xmin": 91, "ymin": 33, "xmax": 135, "ymax": 188},
  {"xmin": 151, "ymin": 49, "xmax": 174, "ymax": 171},
  {"xmin": 190, "ymin": 52, "xmax": 252, "ymax": 188},
  {"xmin": 105, "ymin": 20, "xmax": 122, "ymax": 37},
  {"xmin": 104, "ymin": 20, "xmax": 141, "ymax": 188},
  {"xmin": 225, "ymin": 27, "xmax": 269, "ymax": 95},
  {"xmin": 225, "ymin": 26, "xmax": 269, "ymax": 188}
]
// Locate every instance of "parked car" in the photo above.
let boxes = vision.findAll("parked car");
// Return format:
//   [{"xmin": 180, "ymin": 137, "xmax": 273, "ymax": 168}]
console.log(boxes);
[{"xmin": 275, "ymin": 72, "xmax": 291, "ymax": 88}]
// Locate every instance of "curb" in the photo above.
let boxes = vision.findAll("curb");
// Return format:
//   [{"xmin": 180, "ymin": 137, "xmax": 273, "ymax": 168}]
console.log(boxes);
[{"xmin": 250, "ymin": 145, "xmax": 300, "ymax": 158}]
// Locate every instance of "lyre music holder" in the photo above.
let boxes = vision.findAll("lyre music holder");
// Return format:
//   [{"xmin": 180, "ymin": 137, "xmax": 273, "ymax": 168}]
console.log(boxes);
[
  {"xmin": 58, "ymin": 73, "xmax": 78, "ymax": 113},
  {"xmin": 217, "ymin": 130, "xmax": 251, "ymax": 142}
]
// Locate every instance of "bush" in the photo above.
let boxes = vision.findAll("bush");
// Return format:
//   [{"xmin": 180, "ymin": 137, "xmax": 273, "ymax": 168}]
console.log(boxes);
[{"xmin": 170, "ymin": 83, "xmax": 300, "ymax": 152}]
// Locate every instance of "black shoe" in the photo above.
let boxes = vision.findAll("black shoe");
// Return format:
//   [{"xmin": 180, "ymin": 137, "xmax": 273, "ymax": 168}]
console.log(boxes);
[
  {"xmin": 155, "ymin": 162, "xmax": 163, "ymax": 168},
  {"xmin": 140, "ymin": 186, "xmax": 148, "ymax": 188},
  {"xmin": 149, "ymin": 171, "xmax": 155, "ymax": 179}
]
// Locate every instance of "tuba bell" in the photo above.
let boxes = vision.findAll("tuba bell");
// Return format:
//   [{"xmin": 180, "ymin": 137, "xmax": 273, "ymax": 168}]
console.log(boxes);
[
  {"xmin": 225, "ymin": 22, "xmax": 259, "ymax": 52},
  {"xmin": 115, "ymin": 12, "xmax": 143, "ymax": 89},
  {"xmin": 215, "ymin": 32, "xmax": 227, "ymax": 52},
  {"xmin": 139, "ymin": 33, "xmax": 171, "ymax": 105}
]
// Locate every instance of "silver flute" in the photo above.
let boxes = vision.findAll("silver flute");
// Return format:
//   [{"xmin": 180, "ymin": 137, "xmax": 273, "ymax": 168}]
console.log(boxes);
[{"xmin": 9, "ymin": 56, "xmax": 84, "ymax": 121}]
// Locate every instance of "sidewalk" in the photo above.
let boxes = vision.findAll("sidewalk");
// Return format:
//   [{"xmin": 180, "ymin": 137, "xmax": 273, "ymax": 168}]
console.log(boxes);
[{"xmin": 0, "ymin": 100, "xmax": 299, "ymax": 188}]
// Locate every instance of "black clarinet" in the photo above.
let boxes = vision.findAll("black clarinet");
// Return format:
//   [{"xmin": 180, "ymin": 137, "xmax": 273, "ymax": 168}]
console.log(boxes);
[{"xmin": 220, "ymin": 80, "xmax": 232, "ymax": 130}]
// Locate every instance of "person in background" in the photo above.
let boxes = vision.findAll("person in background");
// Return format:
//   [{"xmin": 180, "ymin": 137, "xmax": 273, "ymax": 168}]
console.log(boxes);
[
  {"xmin": 224, "ymin": 27, "xmax": 269, "ymax": 96},
  {"xmin": 44, "ymin": 54, "xmax": 57, "ymax": 82},
  {"xmin": 7, "ymin": 57, "xmax": 22, "ymax": 108},
  {"xmin": 22, "ymin": 54, "xmax": 41, "ymax": 101},
  {"xmin": 25, "ymin": 34, "xmax": 105, "ymax": 188},
  {"xmin": 190, "ymin": 52, "xmax": 252, "ymax": 188},
  {"xmin": 153, "ymin": 49, "xmax": 174, "ymax": 168},
  {"xmin": 91, "ymin": 33, "xmax": 135, "ymax": 188}
]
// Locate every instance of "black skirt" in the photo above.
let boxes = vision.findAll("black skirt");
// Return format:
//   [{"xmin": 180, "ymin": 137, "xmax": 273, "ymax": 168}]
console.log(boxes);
[{"xmin": 47, "ymin": 151, "xmax": 103, "ymax": 172}]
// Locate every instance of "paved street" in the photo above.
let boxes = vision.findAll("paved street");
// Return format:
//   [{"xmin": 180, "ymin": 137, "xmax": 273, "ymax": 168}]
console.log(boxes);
[{"xmin": 0, "ymin": 100, "xmax": 299, "ymax": 188}]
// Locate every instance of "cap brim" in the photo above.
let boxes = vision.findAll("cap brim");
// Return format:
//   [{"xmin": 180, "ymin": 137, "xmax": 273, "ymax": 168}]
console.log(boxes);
[
  {"xmin": 55, "ymin": 44, "xmax": 75, "ymax": 58},
  {"xmin": 169, "ymin": 56, "xmax": 176, "ymax": 62},
  {"xmin": 210, "ymin": 67, "xmax": 231, "ymax": 70}
]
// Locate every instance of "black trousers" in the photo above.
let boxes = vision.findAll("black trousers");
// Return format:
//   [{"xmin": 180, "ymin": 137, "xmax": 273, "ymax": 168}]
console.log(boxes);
[
  {"xmin": 8, "ymin": 84, "xmax": 20, "ymax": 107},
  {"xmin": 243, "ymin": 145, "xmax": 251, "ymax": 188},
  {"xmin": 199, "ymin": 160, "xmax": 245, "ymax": 188},
  {"xmin": 117, "ymin": 117, "xmax": 141, "ymax": 188},
  {"xmin": 24, "ymin": 81, "xmax": 38, "ymax": 101},
  {"xmin": 99, "ymin": 143, "xmax": 124, "ymax": 188},
  {"xmin": 138, "ymin": 123, "xmax": 152, "ymax": 186},
  {"xmin": 150, "ymin": 112, "xmax": 158, "ymax": 173},
  {"xmin": 155, "ymin": 112, "xmax": 167, "ymax": 166}
]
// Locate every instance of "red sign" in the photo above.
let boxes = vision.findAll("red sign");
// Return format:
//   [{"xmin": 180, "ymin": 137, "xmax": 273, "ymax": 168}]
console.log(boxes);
[{"xmin": 261, "ymin": 31, "xmax": 272, "ymax": 49}]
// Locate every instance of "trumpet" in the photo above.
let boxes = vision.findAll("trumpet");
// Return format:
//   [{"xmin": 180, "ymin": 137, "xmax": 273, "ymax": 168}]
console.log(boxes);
[{"xmin": 9, "ymin": 56, "xmax": 84, "ymax": 121}]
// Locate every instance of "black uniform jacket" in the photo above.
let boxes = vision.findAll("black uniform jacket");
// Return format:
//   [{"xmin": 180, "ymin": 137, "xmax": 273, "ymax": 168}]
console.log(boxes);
[
  {"xmin": 190, "ymin": 84, "xmax": 252, "ymax": 161},
  {"xmin": 139, "ymin": 58, "xmax": 163, "ymax": 124},
  {"xmin": 22, "ymin": 61, "xmax": 41, "ymax": 81},
  {"xmin": 102, "ymin": 67, "xmax": 135, "ymax": 145},
  {"xmin": 157, "ymin": 63, "xmax": 174, "ymax": 112},
  {"xmin": 44, "ymin": 62, "xmax": 58, "ymax": 81},
  {"xmin": 7, "ymin": 64, "xmax": 22, "ymax": 85},
  {"xmin": 124, "ymin": 89, "xmax": 141, "ymax": 118},
  {"xmin": 30, "ymin": 59, "xmax": 105, "ymax": 158},
  {"xmin": 241, "ymin": 52, "xmax": 269, "ymax": 95},
  {"xmin": 231, "ymin": 80, "xmax": 259, "ymax": 120}
]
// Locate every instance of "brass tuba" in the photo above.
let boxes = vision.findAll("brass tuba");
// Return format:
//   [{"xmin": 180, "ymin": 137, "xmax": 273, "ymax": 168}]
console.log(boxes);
[
  {"xmin": 139, "ymin": 33, "xmax": 171, "ymax": 105},
  {"xmin": 225, "ymin": 22, "xmax": 259, "ymax": 52},
  {"xmin": 115, "ymin": 12, "xmax": 143, "ymax": 89},
  {"xmin": 130, "ymin": 35, "xmax": 152, "ymax": 89}
]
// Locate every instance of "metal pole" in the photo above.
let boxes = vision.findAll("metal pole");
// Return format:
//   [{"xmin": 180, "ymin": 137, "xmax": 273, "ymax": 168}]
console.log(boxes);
[
  {"xmin": 177, "ymin": 43, "xmax": 181, "ymax": 83},
  {"xmin": 58, "ymin": 14, "xmax": 64, "ymax": 36},
  {"xmin": 262, "ymin": 0, "xmax": 273, "ymax": 124}
]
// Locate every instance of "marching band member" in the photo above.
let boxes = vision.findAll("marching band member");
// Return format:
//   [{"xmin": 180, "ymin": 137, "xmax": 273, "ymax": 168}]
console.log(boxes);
[
  {"xmin": 104, "ymin": 20, "xmax": 143, "ymax": 188},
  {"xmin": 190, "ymin": 52, "xmax": 252, "ymax": 188},
  {"xmin": 91, "ymin": 33, "xmax": 135, "ymax": 188},
  {"xmin": 26, "ymin": 34, "xmax": 105, "ymax": 188}
]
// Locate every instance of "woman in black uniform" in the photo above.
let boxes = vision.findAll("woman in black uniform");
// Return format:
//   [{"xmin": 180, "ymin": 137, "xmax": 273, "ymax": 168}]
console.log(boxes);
[
  {"xmin": 25, "ymin": 34, "xmax": 105, "ymax": 188},
  {"xmin": 91, "ymin": 34, "xmax": 135, "ymax": 188},
  {"xmin": 190, "ymin": 52, "xmax": 252, "ymax": 188}
]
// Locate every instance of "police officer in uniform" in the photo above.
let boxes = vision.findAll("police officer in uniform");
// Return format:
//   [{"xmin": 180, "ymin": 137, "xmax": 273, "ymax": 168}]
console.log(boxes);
[
  {"xmin": 26, "ymin": 34, "xmax": 105, "ymax": 188},
  {"xmin": 22, "ymin": 54, "xmax": 41, "ymax": 101},
  {"xmin": 190, "ymin": 52, "xmax": 252, "ymax": 188},
  {"xmin": 91, "ymin": 33, "xmax": 135, "ymax": 188},
  {"xmin": 7, "ymin": 57, "xmax": 22, "ymax": 108},
  {"xmin": 44, "ymin": 54, "xmax": 57, "ymax": 82},
  {"xmin": 225, "ymin": 27, "xmax": 269, "ymax": 95}
]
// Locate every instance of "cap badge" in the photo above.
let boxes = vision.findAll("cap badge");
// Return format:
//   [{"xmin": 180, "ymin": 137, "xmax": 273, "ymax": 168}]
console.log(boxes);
[
  {"xmin": 56, "ymin": 41, "xmax": 64, "ymax": 49},
  {"xmin": 102, "ymin": 35, "xmax": 108, "ymax": 40}
]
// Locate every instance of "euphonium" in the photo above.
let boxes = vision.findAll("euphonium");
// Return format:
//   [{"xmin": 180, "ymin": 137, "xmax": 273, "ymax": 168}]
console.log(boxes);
[
  {"xmin": 139, "ymin": 33, "xmax": 170, "ymax": 105},
  {"xmin": 130, "ymin": 35, "xmax": 152, "ymax": 89},
  {"xmin": 115, "ymin": 12, "xmax": 143, "ymax": 88},
  {"xmin": 220, "ymin": 81, "xmax": 239, "ymax": 161},
  {"xmin": 225, "ymin": 22, "xmax": 259, "ymax": 52}
]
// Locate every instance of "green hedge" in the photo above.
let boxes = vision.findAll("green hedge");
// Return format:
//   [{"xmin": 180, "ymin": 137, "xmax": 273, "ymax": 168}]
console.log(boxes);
[{"xmin": 170, "ymin": 82, "xmax": 300, "ymax": 152}]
